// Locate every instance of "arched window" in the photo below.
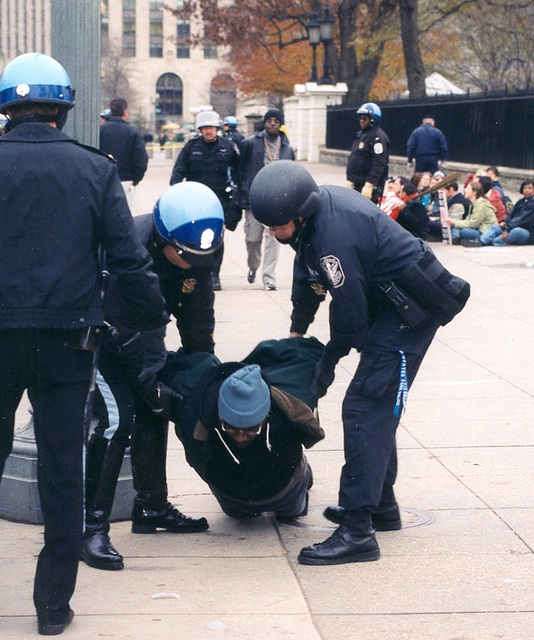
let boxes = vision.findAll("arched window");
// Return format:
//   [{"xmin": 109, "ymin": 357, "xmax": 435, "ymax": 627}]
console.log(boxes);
[{"xmin": 156, "ymin": 73, "xmax": 183, "ymax": 122}]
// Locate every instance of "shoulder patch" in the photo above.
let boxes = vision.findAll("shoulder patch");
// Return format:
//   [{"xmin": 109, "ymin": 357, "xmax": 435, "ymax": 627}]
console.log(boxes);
[
  {"xmin": 373, "ymin": 142, "xmax": 384, "ymax": 155},
  {"xmin": 319, "ymin": 255, "xmax": 345, "ymax": 288}
]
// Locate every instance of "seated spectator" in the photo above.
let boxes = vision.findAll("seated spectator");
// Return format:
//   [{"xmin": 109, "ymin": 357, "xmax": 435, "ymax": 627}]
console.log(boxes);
[
  {"xmin": 486, "ymin": 166, "xmax": 505, "ymax": 198},
  {"xmin": 445, "ymin": 180, "xmax": 497, "ymax": 245},
  {"xmin": 427, "ymin": 181, "xmax": 470, "ymax": 240},
  {"xmin": 427, "ymin": 171, "xmax": 446, "ymax": 215},
  {"xmin": 380, "ymin": 176, "xmax": 408, "ymax": 218},
  {"xmin": 411, "ymin": 171, "xmax": 432, "ymax": 209},
  {"xmin": 479, "ymin": 175, "xmax": 507, "ymax": 222},
  {"xmin": 395, "ymin": 182, "xmax": 429, "ymax": 239},
  {"xmin": 192, "ymin": 363, "xmax": 324, "ymax": 521},
  {"xmin": 480, "ymin": 180, "xmax": 534, "ymax": 246}
]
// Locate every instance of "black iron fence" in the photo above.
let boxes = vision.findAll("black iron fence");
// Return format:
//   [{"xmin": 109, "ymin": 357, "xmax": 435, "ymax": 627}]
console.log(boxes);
[{"xmin": 327, "ymin": 89, "xmax": 534, "ymax": 169}]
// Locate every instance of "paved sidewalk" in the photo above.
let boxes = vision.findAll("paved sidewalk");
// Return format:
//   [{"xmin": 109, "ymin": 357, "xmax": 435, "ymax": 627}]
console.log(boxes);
[{"xmin": 2, "ymin": 153, "xmax": 533, "ymax": 639}]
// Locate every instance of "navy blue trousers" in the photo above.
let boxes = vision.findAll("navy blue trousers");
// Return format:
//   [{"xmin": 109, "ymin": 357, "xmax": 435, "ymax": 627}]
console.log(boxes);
[
  {"xmin": 339, "ymin": 311, "xmax": 439, "ymax": 512},
  {"xmin": 0, "ymin": 329, "xmax": 93, "ymax": 617}
]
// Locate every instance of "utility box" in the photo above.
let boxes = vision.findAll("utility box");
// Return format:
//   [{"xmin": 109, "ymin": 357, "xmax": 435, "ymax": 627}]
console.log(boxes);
[{"xmin": 0, "ymin": 419, "xmax": 134, "ymax": 524}]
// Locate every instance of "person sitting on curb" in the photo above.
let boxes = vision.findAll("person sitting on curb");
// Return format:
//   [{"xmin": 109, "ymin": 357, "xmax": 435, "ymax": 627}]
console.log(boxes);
[
  {"xmin": 445, "ymin": 179, "xmax": 497, "ymax": 246},
  {"xmin": 191, "ymin": 363, "xmax": 324, "ymax": 522},
  {"xmin": 480, "ymin": 180, "xmax": 534, "ymax": 246}
]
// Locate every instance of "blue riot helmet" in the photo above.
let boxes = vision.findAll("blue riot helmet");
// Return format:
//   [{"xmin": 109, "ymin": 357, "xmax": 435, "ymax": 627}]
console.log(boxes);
[
  {"xmin": 0, "ymin": 52, "xmax": 75, "ymax": 129},
  {"xmin": 153, "ymin": 182, "xmax": 225, "ymax": 267},
  {"xmin": 223, "ymin": 116, "xmax": 238, "ymax": 128},
  {"xmin": 356, "ymin": 102, "xmax": 381, "ymax": 122}
]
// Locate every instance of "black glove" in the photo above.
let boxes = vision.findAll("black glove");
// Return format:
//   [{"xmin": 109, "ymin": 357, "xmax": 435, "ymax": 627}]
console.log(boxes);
[
  {"xmin": 139, "ymin": 377, "xmax": 183, "ymax": 421},
  {"xmin": 310, "ymin": 344, "xmax": 350, "ymax": 400}
]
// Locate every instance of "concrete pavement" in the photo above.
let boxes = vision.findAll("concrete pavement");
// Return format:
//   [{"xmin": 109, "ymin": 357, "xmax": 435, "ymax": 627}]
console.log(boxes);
[{"xmin": 2, "ymin": 152, "xmax": 533, "ymax": 639}]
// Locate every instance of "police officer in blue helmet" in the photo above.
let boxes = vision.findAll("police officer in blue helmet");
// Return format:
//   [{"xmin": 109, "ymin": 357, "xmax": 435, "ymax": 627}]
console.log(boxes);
[
  {"xmin": 83, "ymin": 182, "xmax": 224, "ymax": 573},
  {"xmin": 346, "ymin": 102, "xmax": 390, "ymax": 204},
  {"xmin": 0, "ymin": 53, "xmax": 168, "ymax": 634}
]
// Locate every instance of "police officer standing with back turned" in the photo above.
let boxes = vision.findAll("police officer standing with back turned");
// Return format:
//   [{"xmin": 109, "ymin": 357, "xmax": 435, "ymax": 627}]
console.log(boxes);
[
  {"xmin": 0, "ymin": 53, "xmax": 167, "ymax": 636},
  {"xmin": 346, "ymin": 102, "xmax": 390, "ymax": 204},
  {"xmin": 249, "ymin": 161, "xmax": 470, "ymax": 567}
]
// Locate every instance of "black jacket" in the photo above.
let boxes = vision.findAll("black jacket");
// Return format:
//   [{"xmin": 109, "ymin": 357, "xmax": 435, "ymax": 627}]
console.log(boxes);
[
  {"xmin": 238, "ymin": 130, "xmax": 295, "ymax": 208},
  {"xmin": 170, "ymin": 135, "xmax": 239, "ymax": 199},
  {"xmin": 193, "ymin": 363, "xmax": 324, "ymax": 501},
  {"xmin": 100, "ymin": 117, "xmax": 148, "ymax": 185},
  {"xmin": 346, "ymin": 124, "xmax": 390, "ymax": 188},
  {"xmin": 503, "ymin": 196, "xmax": 534, "ymax": 238},
  {"xmin": 0, "ymin": 123, "xmax": 166, "ymax": 331},
  {"xmin": 290, "ymin": 186, "xmax": 432, "ymax": 351}
]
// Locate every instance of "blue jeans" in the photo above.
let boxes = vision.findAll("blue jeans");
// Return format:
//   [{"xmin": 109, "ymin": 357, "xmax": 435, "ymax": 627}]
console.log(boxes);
[
  {"xmin": 496, "ymin": 227, "xmax": 529, "ymax": 246},
  {"xmin": 451, "ymin": 227, "xmax": 481, "ymax": 240}
]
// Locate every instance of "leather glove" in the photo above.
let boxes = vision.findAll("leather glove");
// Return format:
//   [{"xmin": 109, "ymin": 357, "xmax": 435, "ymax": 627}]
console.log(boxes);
[
  {"xmin": 139, "ymin": 376, "xmax": 183, "ymax": 421},
  {"xmin": 346, "ymin": 180, "xmax": 355, "ymax": 189},
  {"xmin": 361, "ymin": 181, "xmax": 374, "ymax": 199}
]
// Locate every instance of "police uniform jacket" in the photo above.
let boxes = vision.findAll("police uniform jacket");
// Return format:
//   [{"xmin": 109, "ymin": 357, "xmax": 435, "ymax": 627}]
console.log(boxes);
[
  {"xmin": 238, "ymin": 130, "xmax": 295, "ymax": 208},
  {"xmin": 407, "ymin": 123, "xmax": 448, "ymax": 163},
  {"xmin": 289, "ymin": 186, "xmax": 433, "ymax": 354},
  {"xmin": 100, "ymin": 116, "xmax": 149, "ymax": 185},
  {"xmin": 192, "ymin": 363, "xmax": 324, "ymax": 502},
  {"xmin": 346, "ymin": 124, "xmax": 390, "ymax": 188},
  {"xmin": 0, "ymin": 122, "xmax": 166, "ymax": 332},
  {"xmin": 170, "ymin": 135, "xmax": 239, "ymax": 200}
]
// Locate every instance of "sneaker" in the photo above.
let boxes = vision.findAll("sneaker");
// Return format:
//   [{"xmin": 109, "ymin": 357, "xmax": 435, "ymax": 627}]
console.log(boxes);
[
  {"xmin": 461, "ymin": 238, "xmax": 482, "ymax": 247},
  {"xmin": 264, "ymin": 283, "xmax": 277, "ymax": 291},
  {"xmin": 247, "ymin": 269, "xmax": 256, "ymax": 284}
]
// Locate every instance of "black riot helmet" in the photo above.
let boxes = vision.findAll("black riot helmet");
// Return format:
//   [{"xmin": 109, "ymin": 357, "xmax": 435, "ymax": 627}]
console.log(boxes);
[{"xmin": 249, "ymin": 161, "xmax": 321, "ymax": 227}]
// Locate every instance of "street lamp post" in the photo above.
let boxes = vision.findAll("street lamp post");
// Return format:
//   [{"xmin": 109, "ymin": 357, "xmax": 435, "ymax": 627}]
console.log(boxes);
[
  {"xmin": 306, "ymin": 13, "xmax": 321, "ymax": 83},
  {"xmin": 317, "ymin": 2, "xmax": 336, "ymax": 85}
]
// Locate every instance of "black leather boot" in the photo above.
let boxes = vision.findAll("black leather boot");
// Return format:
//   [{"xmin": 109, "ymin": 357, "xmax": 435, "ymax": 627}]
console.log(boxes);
[
  {"xmin": 323, "ymin": 485, "xmax": 402, "ymax": 531},
  {"xmin": 132, "ymin": 490, "xmax": 209, "ymax": 533},
  {"xmin": 131, "ymin": 415, "xmax": 208, "ymax": 534},
  {"xmin": 82, "ymin": 435, "xmax": 126, "ymax": 571},
  {"xmin": 298, "ymin": 511, "xmax": 380, "ymax": 565}
]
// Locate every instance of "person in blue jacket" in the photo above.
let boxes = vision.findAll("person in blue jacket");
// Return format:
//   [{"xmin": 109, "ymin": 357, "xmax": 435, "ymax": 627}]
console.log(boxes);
[
  {"xmin": 0, "ymin": 53, "xmax": 167, "ymax": 635},
  {"xmin": 249, "ymin": 161, "xmax": 470, "ymax": 566},
  {"xmin": 407, "ymin": 115, "xmax": 448, "ymax": 174}
]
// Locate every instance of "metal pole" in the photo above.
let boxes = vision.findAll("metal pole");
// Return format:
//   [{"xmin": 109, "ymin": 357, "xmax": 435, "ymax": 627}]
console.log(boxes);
[{"xmin": 50, "ymin": 0, "xmax": 101, "ymax": 147}]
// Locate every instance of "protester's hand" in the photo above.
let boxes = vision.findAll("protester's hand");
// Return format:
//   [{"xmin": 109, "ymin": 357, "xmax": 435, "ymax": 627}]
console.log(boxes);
[
  {"xmin": 346, "ymin": 180, "xmax": 355, "ymax": 189},
  {"xmin": 361, "ymin": 181, "xmax": 374, "ymax": 199},
  {"xmin": 501, "ymin": 231, "xmax": 509, "ymax": 241}
]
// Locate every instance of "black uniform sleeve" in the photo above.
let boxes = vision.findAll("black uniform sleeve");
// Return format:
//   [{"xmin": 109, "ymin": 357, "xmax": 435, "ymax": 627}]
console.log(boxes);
[
  {"xmin": 290, "ymin": 254, "xmax": 325, "ymax": 335},
  {"xmin": 170, "ymin": 140, "xmax": 192, "ymax": 185},
  {"xmin": 100, "ymin": 164, "xmax": 168, "ymax": 331},
  {"xmin": 131, "ymin": 130, "xmax": 149, "ymax": 185},
  {"xmin": 173, "ymin": 269, "xmax": 216, "ymax": 354}
]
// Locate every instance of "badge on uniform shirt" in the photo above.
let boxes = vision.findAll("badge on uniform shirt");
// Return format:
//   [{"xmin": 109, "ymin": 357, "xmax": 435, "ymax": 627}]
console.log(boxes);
[
  {"xmin": 319, "ymin": 255, "xmax": 345, "ymax": 289},
  {"xmin": 182, "ymin": 278, "xmax": 197, "ymax": 294},
  {"xmin": 373, "ymin": 142, "xmax": 384, "ymax": 154},
  {"xmin": 358, "ymin": 142, "xmax": 365, "ymax": 149}
]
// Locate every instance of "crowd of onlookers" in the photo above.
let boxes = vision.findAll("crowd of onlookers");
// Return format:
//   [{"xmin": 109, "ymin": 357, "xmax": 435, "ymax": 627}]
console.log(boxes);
[{"xmin": 379, "ymin": 165, "xmax": 534, "ymax": 247}]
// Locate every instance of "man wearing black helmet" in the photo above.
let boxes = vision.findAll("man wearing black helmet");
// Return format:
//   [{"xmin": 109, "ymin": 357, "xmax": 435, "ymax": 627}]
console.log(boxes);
[
  {"xmin": 0, "ymin": 53, "xmax": 167, "ymax": 635},
  {"xmin": 82, "ymin": 182, "xmax": 224, "ymax": 574},
  {"xmin": 249, "ymin": 161, "xmax": 470, "ymax": 567},
  {"xmin": 346, "ymin": 102, "xmax": 390, "ymax": 204}
]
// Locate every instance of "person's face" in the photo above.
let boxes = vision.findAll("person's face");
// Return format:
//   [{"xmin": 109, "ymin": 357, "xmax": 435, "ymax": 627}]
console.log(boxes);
[
  {"xmin": 221, "ymin": 422, "xmax": 262, "ymax": 448},
  {"xmin": 264, "ymin": 117, "xmax": 281, "ymax": 137},
  {"xmin": 392, "ymin": 178, "xmax": 403, "ymax": 195},
  {"xmin": 162, "ymin": 244, "xmax": 192, "ymax": 269},
  {"xmin": 358, "ymin": 115, "xmax": 371, "ymax": 129},
  {"xmin": 522, "ymin": 183, "xmax": 534, "ymax": 199},
  {"xmin": 464, "ymin": 183, "xmax": 475, "ymax": 200},
  {"xmin": 419, "ymin": 173, "xmax": 431, "ymax": 189},
  {"xmin": 200, "ymin": 126, "xmax": 218, "ymax": 142},
  {"xmin": 268, "ymin": 220, "xmax": 299, "ymax": 244}
]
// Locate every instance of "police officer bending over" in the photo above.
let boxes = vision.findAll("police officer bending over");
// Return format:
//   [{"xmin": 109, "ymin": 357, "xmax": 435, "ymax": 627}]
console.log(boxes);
[
  {"xmin": 0, "ymin": 53, "xmax": 167, "ymax": 635},
  {"xmin": 249, "ymin": 161, "xmax": 470, "ymax": 566},
  {"xmin": 83, "ymin": 182, "xmax": 224, "ymax": 572}
]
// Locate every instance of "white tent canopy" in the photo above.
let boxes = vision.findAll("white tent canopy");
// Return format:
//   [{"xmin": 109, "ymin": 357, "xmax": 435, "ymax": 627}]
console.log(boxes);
[{"xmin": 401, "ymin": 72, "xmax": 465, "ymax": 98}]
